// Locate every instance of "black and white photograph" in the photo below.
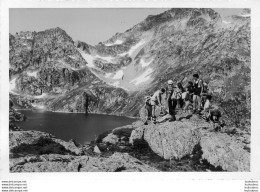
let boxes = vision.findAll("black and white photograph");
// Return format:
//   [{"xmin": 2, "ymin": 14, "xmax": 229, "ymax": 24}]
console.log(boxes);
[{"xmin": 7, "ymin": 7, "xmax": 252, "ymax": 173}]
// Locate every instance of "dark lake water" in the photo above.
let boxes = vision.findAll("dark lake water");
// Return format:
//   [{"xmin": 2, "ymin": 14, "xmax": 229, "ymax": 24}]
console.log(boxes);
[{"xmin": 16, "ymin": 110, "xmax": 136, "ymax": 144}]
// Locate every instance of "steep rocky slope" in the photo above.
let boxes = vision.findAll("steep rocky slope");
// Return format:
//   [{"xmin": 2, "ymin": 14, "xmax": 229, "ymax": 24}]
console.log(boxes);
[
  {"xmin": 9, "ymin": 28, "xmax": 132, "ymax": 115},
  {"xmin": 9, "ymin": 8, "xmax": 250, "ymax": 128}
]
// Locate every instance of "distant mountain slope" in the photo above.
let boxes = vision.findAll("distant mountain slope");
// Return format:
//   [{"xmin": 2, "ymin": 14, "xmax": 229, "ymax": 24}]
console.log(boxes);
[{"xmin": 9, "ymin": 8, "xmax": 250, "ymax": 128}]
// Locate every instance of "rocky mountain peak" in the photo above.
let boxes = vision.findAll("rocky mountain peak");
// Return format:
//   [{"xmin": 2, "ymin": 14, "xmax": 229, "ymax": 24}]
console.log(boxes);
[
  {"xmin": 140, "ymin": 8, "xmax": 221, "ymax": 31},
  {"xmin": 35, "ymin": 27, "xmax": 73, "ymax": 43}
]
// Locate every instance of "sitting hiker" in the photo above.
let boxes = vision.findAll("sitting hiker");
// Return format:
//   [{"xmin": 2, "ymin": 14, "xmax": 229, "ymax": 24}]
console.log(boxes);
[
  {"xmin": 200, "ymin": 82, "xmax": 209, "ymax": 109},
  {"xmin": 201, "ymin": 95, "xmax": 221, "ymax": 123},
  {"xmin": 193, "ymin": 73, "xmax": 204, "ymax": 113},
  {"xmin": 209, "ymin": 108, "xmax": 222, "ymax": 123},
  {"xmin": 150, "ymin": 88, "xmax": 166, "ymax": 124},
  {"xmin": 182, "ymin": 81, "xmax": 194, "ymax": 111},
  {"xmin": 201, "ymin": 94, "xmax": 213, "ymax": 119}
]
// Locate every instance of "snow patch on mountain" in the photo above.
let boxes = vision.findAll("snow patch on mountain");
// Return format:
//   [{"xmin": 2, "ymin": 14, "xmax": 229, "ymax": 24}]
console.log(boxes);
[
  {"xmin": 95, "ymin": 55, "xmax": 115, "ymax": 63},
  {"xmin": 130, "ymin": 68, "xmax": 154, "ymax": 85},
  {"xmin": 27, "ymin": 71, "xmax": 37, "ymax": 77},
  {"xmin": 33, "ymin": 93, "xmax": 47, "ymax": 99},
  {"xmin": 140, "ymin": 58, "xmax": 153, "ymax": 68},
  {"xmin": 112, "ymin": 81, "xmax": 120, "ymax": 87},
  {"xmin": 222, "ymin": 20, "xmax": 231, "ymax": 25},
  {"xmin": 105, "ymin": 73, "xmax": 113, "ymax": 78},
  {"xmin": 104, "ymin": 39, "xmax": 123, "ymax": 46},
  {"xmin": 112, "ymin": 70, "xmax": 124, "ymax": 80},
  {"xmin": 77, "ymin": 49, "xmax": 95, "ymax": 68},
  {"xmin": 32, "ymin": 103, "xmax": 46, "ymax": 109},
  {"xmin": 129, "ymin": 41, "xmax": 146, "ymax": 56},
  {"xmin": 240, "ymin": 14, "xmax": 251, "ymax": 17},
  {"xmin": 119, "ymin": 40, "xmax": 146, "ymax": 57},
  {"xmin": 9, "ymin": 78, "xmax": 17, "ymax": 93}
]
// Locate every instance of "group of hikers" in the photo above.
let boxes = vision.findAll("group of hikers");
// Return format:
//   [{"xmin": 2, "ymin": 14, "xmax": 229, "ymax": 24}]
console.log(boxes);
[{"xmin": 144, "ymin": 74, "xmax": 222, "ymax": 125}]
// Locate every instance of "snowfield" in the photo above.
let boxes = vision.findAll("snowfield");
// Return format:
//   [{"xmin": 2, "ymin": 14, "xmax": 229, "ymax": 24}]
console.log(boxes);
[
  {"xmin": 112, "ymin": 81, "xmax": 120, "ymax": 87},
  {"xmin": 128, "ymin": 41, "xmax": 146, "ymax": 56},
  {"xmin": 27, "ymin": 71, "xmax": 37, "ymax": 77},
  {"xmin": 222, "ymin": 20, "xmax": 231, "ymax": 25},
  {"xmin": 77, "ymin": 49, "xmax": 95, "ymax": 68},
  {"xmin": 34, "ymin": 93, "xmax": 47, "ymax": 99},
  {"xmin": 130, "ymin": 68, "xmax": 153, "ymax": 85},
  {"xmin": 119, "ymin": 40, "xmax": 146, "ymax": 57},
  {"xmin": 112, "ymin": 70, "xmax": 124, "ymax": 80},
  {"xmin": 240, "ymin": 14, "xmax": 251, "ymax": 17},
  {"xmin": 9, "ymin": 78, "xmax": 17, "ymax": 92},
  {"xmin": 32, "ymin": 103, "xmax": 46, "ymax": 109},
  {"xmin": 104, "ymin": 39, "xmax": 123, "ymax": 46},
  {"xmin": 140, "ymin": 58, "xmax": 153, "ymax": 67},
  {"xmin": 105, "ymin": 73, "xmax": 113, "ymax": 78},
  {"xmin": 95, "ymin": 55, "xmax": 115, "ymax": 63}
]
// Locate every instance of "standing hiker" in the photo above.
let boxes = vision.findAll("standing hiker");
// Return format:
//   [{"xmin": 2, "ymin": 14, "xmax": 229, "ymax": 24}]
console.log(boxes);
[
  {"xmin": 166, "ymin": 80, "xmax": 177, "ymax": 122},
  {"xmin": 150, "ymin": 88, "xmax": 166, "ymax": 124},
  {"xmin": 192, "ymin": 74, "xmax": 204, "ymax": 113},
  {"xmin": 176, "ymin": 82, "xmax": 185, "ymax": 109},
  {"xmin": 144, "ymin": 95, "xmax": 153, "ymax": 125},
  {"xmin": 182, "ymin": 81, "xmax": 194, "ymax": 111}
]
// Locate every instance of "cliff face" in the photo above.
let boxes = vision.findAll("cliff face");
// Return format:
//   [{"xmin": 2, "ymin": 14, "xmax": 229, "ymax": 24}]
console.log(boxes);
[
  {"xmin": 9, "ymin": 28, "xmax": 132, "ymax": 115},
  {"xmin": 9, "ymin": 8, "xmax": 250, "ymax": 127}
]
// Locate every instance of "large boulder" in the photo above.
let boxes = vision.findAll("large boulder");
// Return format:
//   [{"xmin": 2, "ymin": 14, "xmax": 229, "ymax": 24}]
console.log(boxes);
[
  {"xmin": 143, "ymin": 121, "xmax": 200, "ymax": 160},
  {"xmin": 102, "ymin": 133, "xmax": 119, "ymax": 145},
  {"xmin": 200, "ymin": 131, "xmax": 250, "ymax": 171}
]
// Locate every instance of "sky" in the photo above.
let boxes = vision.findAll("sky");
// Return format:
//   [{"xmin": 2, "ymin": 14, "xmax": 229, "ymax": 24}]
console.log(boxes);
[{"xmin": 9, "ymin": 8, "xmax": 244, "ymax": 45}]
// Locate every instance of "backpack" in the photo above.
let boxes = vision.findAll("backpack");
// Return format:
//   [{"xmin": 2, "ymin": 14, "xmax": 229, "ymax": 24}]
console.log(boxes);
[
  {"xmin": 171, "ymin": 88, "xmax": 182, "ymax": 100},
  {"xmin": 145, "ymin": 95, "xmax": 151, "ymax": 105}
]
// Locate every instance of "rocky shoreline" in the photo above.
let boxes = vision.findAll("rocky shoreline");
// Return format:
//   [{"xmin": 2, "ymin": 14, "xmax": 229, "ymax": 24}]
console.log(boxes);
[{"xmin": 9, "ymin": 105, "xmax": 250, "ymax": 172}]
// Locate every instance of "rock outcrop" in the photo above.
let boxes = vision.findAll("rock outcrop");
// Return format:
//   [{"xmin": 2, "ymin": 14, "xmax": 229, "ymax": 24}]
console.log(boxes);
[
  {"xmin": 200, "ymin": 131, "xmax": 250, "ymax": 171},
  {"xmin": 10, "ymin": 152, "xmax": 157, "ymax": 172},
  {"xmin": 9, "ymin": 131, "xmax": 83, "ymax": 156},
  {"xmin": 128, "ymin": 114, "xmax": 250, "ymax": 171},
  {"xmin": 143, "ymin": 122, "xmax": 200, "ymax": 160},
  {"xmin": 9, "ymin": 100, "xmax": 26, "ymax": 131},
  {"xmin": 9, "ymin": 130, "xmax": 158, "ymax": 172}
]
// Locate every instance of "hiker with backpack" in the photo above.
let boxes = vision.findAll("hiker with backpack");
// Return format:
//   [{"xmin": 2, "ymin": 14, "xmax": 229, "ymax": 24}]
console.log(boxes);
[
  {"xmin": 149, "ymin": 88, "xmax": 166, "ymax": 124},
  {"xmin": 182, "ymin": 81, "xmax": 194, "ymax": 111},
  {"xmin": 176, "ymin": 82, "xmax": 185, "ymax": 109},
  {"xmin": 144, "ymin": 95, "xmax": 153, "ymax": 125},
  {"xmin": 166, "ymin": 80, "xmax": 178, "ymax": 122},
  {"xmin": 192, "ymin": 74, "xmax": 204, "ymax": 114}
]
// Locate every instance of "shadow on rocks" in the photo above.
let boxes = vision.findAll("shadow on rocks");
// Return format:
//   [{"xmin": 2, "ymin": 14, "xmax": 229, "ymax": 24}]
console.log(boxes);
[{"xmin": 10, "ymin": 137, "xmax": 78, "ymax": 158}]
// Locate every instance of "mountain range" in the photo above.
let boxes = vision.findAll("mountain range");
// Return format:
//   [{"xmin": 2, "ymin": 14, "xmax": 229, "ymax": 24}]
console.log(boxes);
[{"xmin": 9, "ymin": 8, "xmax": 251, "ymax": 128}]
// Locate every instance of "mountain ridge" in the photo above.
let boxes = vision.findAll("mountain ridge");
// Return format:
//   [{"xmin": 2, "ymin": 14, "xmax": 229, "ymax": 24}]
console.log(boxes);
[{"xmin": 9, "ymin": 8, "xmax": 250, "ymax": 127}]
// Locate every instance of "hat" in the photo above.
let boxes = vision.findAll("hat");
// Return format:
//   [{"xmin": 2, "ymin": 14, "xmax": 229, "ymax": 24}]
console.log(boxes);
[{"xmin": 167, "ymin": 80, "xmax": 173, "ymax": 85}]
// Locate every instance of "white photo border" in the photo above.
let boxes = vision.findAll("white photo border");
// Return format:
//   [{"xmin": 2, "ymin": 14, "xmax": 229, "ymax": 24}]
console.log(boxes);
[{"xmin": 1, "ymin": 0, "xmax": 260, "ymax": 181}]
